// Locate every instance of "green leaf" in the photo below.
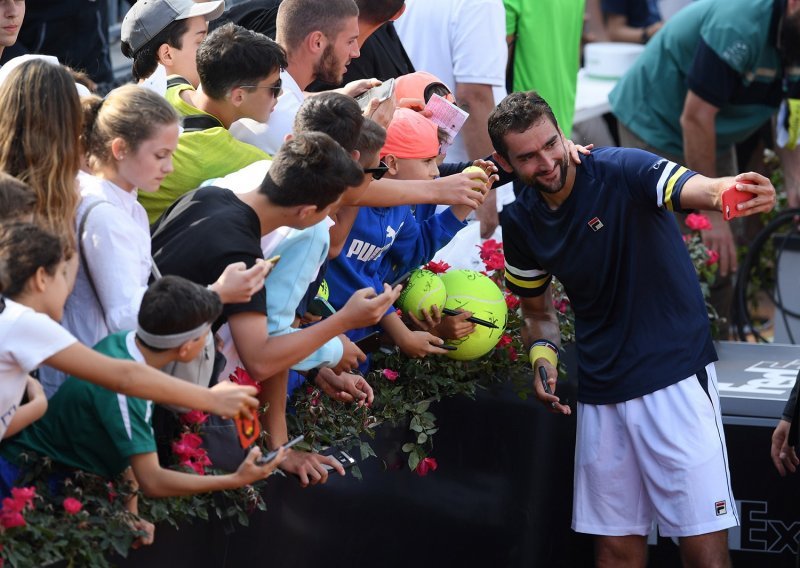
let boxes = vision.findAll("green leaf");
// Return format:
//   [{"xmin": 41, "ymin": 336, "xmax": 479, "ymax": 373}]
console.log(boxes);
[
  {"xmin": 401, "ymin": 443, "xmax": 416, "ymax": 453},
  {"xmin": 408, "ymin": 451, "xmax": 421, "ymax": 471},
  {"xmin": 417, "ymin": 433, "xmax": 427, "ymax": 444}
]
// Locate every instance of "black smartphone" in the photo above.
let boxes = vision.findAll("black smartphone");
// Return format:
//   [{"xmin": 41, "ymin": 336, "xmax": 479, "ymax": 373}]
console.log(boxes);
[
  {"xmin": 256, "ymin": 434, "xmax": 305, "ymax": 466},
  {"xmin": 355, "ymin": 330, "xmax": 384, "ymax": 353},
  {"xmin": 321, "ymin": 449, "xmax": 356, "ymax": 472},
  {"xmin": 537, "ymin": 366, "xmax": 558, "ymax": 409},
  {"xmin": 307, "ymin": 296, "xmax": 336, "ymax": 318}
]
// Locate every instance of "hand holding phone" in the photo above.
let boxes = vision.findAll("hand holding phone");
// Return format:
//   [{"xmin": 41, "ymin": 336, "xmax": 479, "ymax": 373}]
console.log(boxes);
[
  {"xmin": 256, "ymin": 435, "xmax": 305, "ymax": 466},
  {"xmin": 721, "ymin": 184, "xmax": 756, "ymax": 221},
  {"xmin": 538, "ymin": 366, "xmax": 558, "ymax": 409},
  {"xmin": 356, "ymin": 78, "xmax": 395, "ymax": 111}
]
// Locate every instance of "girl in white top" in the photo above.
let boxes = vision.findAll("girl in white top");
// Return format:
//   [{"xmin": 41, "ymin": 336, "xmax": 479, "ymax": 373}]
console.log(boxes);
[
  {"xmin": 42, "ymin": 85, "xmax": 270, "ymax": 396},
  {"xmin": 0, "ymin": 222, "xmax": 261, "ymax": 438}
]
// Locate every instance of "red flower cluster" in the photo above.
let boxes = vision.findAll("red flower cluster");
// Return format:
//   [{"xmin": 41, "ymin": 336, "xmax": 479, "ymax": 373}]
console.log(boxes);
[
  {"xmin": 495, "ymin": 334, "xmax": 519, "ymax": 361},
  {"xmin": 478, "ymin": 239, "xmax": 505, "ymax": 272},
  {"xmin": 706, "ymin": 249, "xmax": 720, "ymax": 266},
  {"xmin": 415, "ymin": 457, "xmax": 438, "ymax": 476},
  {"xmin": 0, "ymin": 486, "xmax": 36, "ymax": 529},
  {"xmin": 424, "ymin": 260, "xmax": 451, "ymax": 274},
  {"xmin": 62, "ymin": 497, "xmax": 83, "ymax": 516},
  {"xmin": 181, "ymin": 409, "xmax": 209, "ymax": 426},
  {"xmin": 381, "ymin": 368, "xmax": 399, "ymax": 382},
  {"xmin": 554, "ymin": 298, "xmax": 569, "ymax": 314},
  {"xmin": 172, "ymin": 432, "xmax": 211, "ymax": 475},
  {"xmin": 229, "ymin": 366, "xmax": 262, "ymax": 394},
  {"xmin": 685, "ymin": 213, "xmax": 713, "ymax": 231},
  {"xmin": 504, "ymin": 294, "xmax": 520, "ymax": 311}
]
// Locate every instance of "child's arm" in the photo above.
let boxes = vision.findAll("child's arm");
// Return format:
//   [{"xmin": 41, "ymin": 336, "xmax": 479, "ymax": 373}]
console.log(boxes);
[
  {"xmin": 358, "ymin": 173, "xmax": 489, "ymax": 209},
  {"xmin": 129, "ymin": 446, "xmax": 284, "ymax": 498},
  {"xmin": 3, "ymin": 377, "xmax": 47, "ymax": 439},
  {"xmin": 43, "ymin": 344, "xmax": 259, "ymax": 419},
  {"xmin": 380, "ymin": 311, "xmax": 449, "ymax": 358},
  {"xmin": 121, "ymin": 468, "xmax": 155, "ymax": 549}
]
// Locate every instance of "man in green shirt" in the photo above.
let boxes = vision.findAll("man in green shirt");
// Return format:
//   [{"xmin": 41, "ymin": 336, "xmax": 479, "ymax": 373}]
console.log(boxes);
[{"xmin": 139, "ymin": 23, "xmax": 287, "ymax": 223}]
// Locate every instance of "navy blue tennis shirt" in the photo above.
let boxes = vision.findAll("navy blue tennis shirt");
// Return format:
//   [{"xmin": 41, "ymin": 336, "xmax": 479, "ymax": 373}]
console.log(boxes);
[{"xmin": 501, "ymin": 147, "xmax": 717, "ymax": 404}]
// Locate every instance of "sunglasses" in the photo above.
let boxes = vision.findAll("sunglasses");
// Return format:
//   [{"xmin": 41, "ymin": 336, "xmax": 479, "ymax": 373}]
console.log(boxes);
[
  {"xmin": 363, "ymin": 161, "xmax": 389, "ymax": 181},
  {"xmin": 238, "ymin": 78, "xmax": 283, "ymax": 98}
]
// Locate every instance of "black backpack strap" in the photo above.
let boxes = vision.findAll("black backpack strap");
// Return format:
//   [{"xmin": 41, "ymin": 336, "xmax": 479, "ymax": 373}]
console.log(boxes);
[
  {"xmin": 181, "ymin": 113, "xmax": 224, "ymax": 132},
  {"xmin": 166, "ymin": 75, "xmax": 192, "ymax": 89}
]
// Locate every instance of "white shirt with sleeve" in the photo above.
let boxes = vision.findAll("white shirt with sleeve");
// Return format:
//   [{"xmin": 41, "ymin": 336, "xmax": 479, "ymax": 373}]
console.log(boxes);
[
  {"xmin": 395, "ymin": 0, "xmax": 508, "ymax": 164},
  {"xmin": 230, "ymin": 69, "xmax": 304, "ymax": 156},
  {"xmin": 39, "ymin": 174, "xmax": 151, "ymax": 398},
  {"xmin": 0, "ymin": 298, "xmax": 76, "ymax": 438}
]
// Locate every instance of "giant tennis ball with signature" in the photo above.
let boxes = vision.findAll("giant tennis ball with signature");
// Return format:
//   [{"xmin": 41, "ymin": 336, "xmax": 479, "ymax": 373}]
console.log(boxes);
[
  {"xmin": 440, "ymin": 269, "xmax": 507, "ymax": 360},
  {"xmin": 396, "ymin": 269, "xmax": 447, "ymax": 319}
]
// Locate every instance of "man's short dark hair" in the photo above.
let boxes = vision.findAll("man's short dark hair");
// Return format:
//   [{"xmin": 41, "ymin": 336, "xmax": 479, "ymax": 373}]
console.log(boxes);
[
  {"xmin": 260, "ymin": 131, "xmax": 364, "ymax": 209},
  {"xmin": 355, "ymin": 0, "xmax": 405, "ymax": 26},
  {"xmin": 488, "ymin": 91, "xmax": 559, "ymax": 161},
  {"xmin": 122, "ymin": 18, "xmax": 190, "ymax": 82},
  {"xmin": 276, "ymin": 0, "xmax": 359, "ymax": 50},
  {"xmin": 138, "ymin": 275, "xmax": 222, "ymax": 337},
  {"xmin": 293, "ymin": 92, "xmax": 364, "ymax": 153},
  {"xmin": 197, "ymin": 23, "xmax": 288, "ymax": 100},
  {"xmin": 356, "ymin": 118, "xmax": 386, "ymax": 161},
  {"xmin": 0, "ymin": 173, "xmax": 36, "ymax": 222}
]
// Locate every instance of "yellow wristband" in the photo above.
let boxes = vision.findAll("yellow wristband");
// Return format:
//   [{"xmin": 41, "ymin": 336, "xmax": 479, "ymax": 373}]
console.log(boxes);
[{"xmin": 530, "ymin": 340, "xmax": 558, "ymax": 368}]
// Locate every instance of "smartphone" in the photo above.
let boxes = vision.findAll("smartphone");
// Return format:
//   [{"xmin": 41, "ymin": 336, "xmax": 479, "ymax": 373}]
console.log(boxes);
[
  {"xmin": 538, "ymin": 366, "xmax": 558, "ymax": 409},
  {"xmin": 307, "ymin": 296, "xmax": 336, "ymax": 318},
  {"xmin": 356, "ymin": 78, "xmax": 396, "ymax": 111},
  {"xmin": 355, "ymin": 330, "xmax": 384, "ymax": 353},
  {"xmin": 321, "ymin": 449, "xmax": 356, "ymax": 472},
  {"xmin": 721, "ymin": 185, "xmax": 756, "ymax": 221},
  {"xmin": 256, "ymin": 434, "xmax": 305, "ymax": 466}
]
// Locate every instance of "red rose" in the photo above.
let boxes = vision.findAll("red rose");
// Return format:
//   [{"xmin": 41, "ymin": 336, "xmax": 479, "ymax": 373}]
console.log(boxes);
[
  {"xmin": 484, "ymin": 251, "xmax": 505, "ymax": 272},
  {"xmin": 229, "ymin": 366, "xmax": 262, "ymax": 394},
  {"xmin": 172, "ymin": 432, "xmax": 205, "ymax": 460},
  {"xmin": 415, "ymin": 457, "xmax": 438, "ymax": 477},
  {"xmin": 62, "ymin": 497, "xmax": 83, "ymax": 515},
  {"xmin": 180, "ymin": 409, "xmax": 209, "ymax": 426},
  {"xmin": 495, "ymin": 334, "xmax": 513, "ymax": 348},
  {"xmin": 0, "ymin": 511, "xmax": 24, "ymax": 529},
  {"xmin": 10, "ymin": 487, "xmax": 35, "ymax": 509},
  {"xmin": 505, "ymin": 294, "xmax": 520, "ymax": 311},
  {"xmin": 507, "ymin": 346, "xmax": 519, "ymax": 361},
  {"xmin": 706, "ymin": 249, "xmax": 720, "ymax": 266},
  {"xmin": 381, "ymin": 369, "xmax": 399, "ymax": 382},
  {"xmin": 424, "ymin": 260, "xmax": 451, "ymax": 274},
  {"xmin": 685, "ymin": 213, "xmax": 713, "ymax": 231}
]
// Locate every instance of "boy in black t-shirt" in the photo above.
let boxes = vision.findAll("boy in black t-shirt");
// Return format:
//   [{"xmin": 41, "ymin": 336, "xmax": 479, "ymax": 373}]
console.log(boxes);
[{"xmin": 152, "ymin": 132, "xmax": 401, "ymax": 485}]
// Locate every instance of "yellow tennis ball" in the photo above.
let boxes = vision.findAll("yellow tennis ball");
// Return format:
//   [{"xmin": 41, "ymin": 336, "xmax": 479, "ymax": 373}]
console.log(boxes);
[
  {"xmin": 318, "ymin": 279, "xmax": 329, "ymax": 301},
  {"xmin": 462, "ymin": 165, "xmax": 487, "ymax": 191},
  {"xmin": 396, "ymin": 269, "xmax": 447, "ymax": 319},
  {"xmin": 440, "ymin": 270, "xmax": 507, "ymax": 361}
]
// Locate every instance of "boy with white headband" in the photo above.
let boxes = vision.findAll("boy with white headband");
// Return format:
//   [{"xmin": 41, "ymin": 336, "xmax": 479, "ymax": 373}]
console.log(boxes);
[{"xmin": 0, "ymin": 276, "xmax": 285, "ymax": 547}]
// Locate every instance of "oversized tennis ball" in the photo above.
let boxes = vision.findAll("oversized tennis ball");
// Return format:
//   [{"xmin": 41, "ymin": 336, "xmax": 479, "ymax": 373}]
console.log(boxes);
[
  {"xmin": 317, "ymin": 279, "xmax": 329, "ymax": 301},
  {"xmin": 462, "ymin": 165, "xmax": 487, "ymax": 191},
  {"xmin": 396, "ymin": 269, "xmax": 447, "ymax": 319},
  {"xmin": 440, "ymin": 269, "xmax": 507, "ymax": 361}
]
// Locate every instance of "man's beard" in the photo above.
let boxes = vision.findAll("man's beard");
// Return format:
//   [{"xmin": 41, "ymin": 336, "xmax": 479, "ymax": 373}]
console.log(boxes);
[
  {"xmin": 520, "ymin": 153, "xmax": 569, "ymax": 195},
  {"xmin": 314, "ymin": 43, "xmax": 346, "ymax": 85}
]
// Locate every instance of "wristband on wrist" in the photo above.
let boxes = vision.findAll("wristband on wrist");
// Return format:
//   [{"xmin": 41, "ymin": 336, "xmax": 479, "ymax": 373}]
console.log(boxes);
[{"xmin": 529, "ymin": 339, "xmax": 559, "ymax": 368}]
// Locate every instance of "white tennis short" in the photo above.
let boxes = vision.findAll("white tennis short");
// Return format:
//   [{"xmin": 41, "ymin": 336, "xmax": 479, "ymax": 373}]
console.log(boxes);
[{"xmin": 572, "ymin": 362, "xmax": 739, "ymax": 537}]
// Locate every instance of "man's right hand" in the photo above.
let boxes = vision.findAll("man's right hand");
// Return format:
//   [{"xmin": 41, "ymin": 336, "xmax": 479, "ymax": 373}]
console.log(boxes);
[
  {"xmin": 533, "ymin": 361, "xmax": 571, "ymax": 415},
  {"xmin": 279, "ymin": 449, "xmax": 346, "ymax": 487},
  {"xmin": 339, "ymin": 284, "xmax": 402, "ymax": 328}
]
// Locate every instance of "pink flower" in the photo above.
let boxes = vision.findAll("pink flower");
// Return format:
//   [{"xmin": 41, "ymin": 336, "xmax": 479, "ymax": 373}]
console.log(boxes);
[
  {"xmin": 478, "ymin": 240, "xmax": 506, "ymax": 272},
  {"xmin": 507, "ymin": 346, "xmax": 519, "ymax": 361},
  {"xmin": 496, "ymin": 334, "xmax": 513, "ymax": 348},
  {"xmin": 553, "ymin": 299, "xmax": 569, "ymax": 314},
  {"xmin": 381, "ymin": 369, "xmax": 399, "ymax": 382},
  {"xmin": 310, "ymin": 397, "xmax": 320, "ymax": 407},
  {"xmin": 185, "ymin": 460, "xmax": 207, "ymax": 476},
  {"xmin": 10, "ymin": 487, "xmax": 35, "ymax": 509},
  {"xmin": 685, "ymin": 213, "xmax": 713, "ymax": 231},
  {"xmin": 1, "ymin": 498, "xmax": 23, "ymax": 514},
  {"xmin": 62, "ymin": 497, "xmax": 82, "ymax": 515},
  {"xmin": 706, "ymin": 249, "xmax": 720, "ymax": 266},
  {"xmin": 172, "ymin": 432, "xmax": 205, "ymax": 460},
  {"xmin": 424, "ymin": 260, "xmax": 450, "ymax": 274},
  {"xmin": 229, "ymin": 366, "xmax": 262, "ymax": 394},
  {"xmin": 504, "ymin": 294, "xmax": 520, "ymax": 311},
  {"xmin": 415, "ymin": 457, "xmax": 438, "ymax": 477},
  {"xmin": 180, "ymin": 409, "xmax": 209, "ymax": 426},
  {"xmin": 0, "ymin": 511, "xmax": 25, "ymax": 529}
]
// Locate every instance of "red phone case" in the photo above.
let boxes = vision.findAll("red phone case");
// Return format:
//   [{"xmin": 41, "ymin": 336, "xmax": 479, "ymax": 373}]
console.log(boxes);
[{"xmin": 721, "ymin": 185, "xmax": 756, "ymax": 221}]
